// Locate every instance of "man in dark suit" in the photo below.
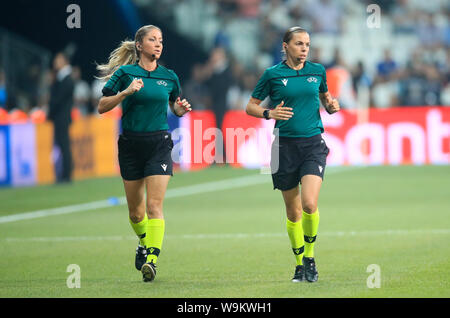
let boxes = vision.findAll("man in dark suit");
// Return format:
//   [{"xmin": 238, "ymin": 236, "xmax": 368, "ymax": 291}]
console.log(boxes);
[
  {"xmin": 204, "ymin": 47, "xmax": 233, "ymax": 163},
  {"xmin": 48, "ymin": 52, "xmax": 74, "ymax": 183}
]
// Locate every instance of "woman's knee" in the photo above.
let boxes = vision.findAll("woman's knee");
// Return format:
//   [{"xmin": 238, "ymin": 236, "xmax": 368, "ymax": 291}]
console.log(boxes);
[
  {"xmin": 302, "ymin": 200, "xmax": 317, "ymax": 214},
  {"xmin": 147, "ymin": 198, "xmax": 164, "ymax": 217},
  {"xmin": 285, "ymin": 203, "xmax": 302, "ymax": 222},
  {"xmin": 129, "ymin": 210, "xmax": 146, "ymax": 223}
]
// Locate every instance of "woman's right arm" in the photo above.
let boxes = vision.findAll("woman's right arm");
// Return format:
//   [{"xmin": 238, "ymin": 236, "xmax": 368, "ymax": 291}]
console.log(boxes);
[
  {"xmin": 97, "ymin": 78, "xmax": 144, "ymax": 114},
  {"xmin": 98, "ymin": 92, "xmax": 127, "ymax": 114},
  {"xmin": 246, "ymin": 97, "xmax": 294, "ymax": 120}
]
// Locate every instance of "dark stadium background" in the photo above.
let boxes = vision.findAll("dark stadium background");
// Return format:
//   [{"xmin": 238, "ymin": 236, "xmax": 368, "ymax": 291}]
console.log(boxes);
[{"xmin": 0, "ymin": 0, "xmax": 207, "ymax": 86}]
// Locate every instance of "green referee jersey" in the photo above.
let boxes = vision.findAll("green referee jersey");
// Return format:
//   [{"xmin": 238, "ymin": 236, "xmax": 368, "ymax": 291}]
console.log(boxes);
[
  {"xmin": 252, "ymin": 60, "xmax": 328, "ymax": 138},
  {"xmin": 102, "ymin": 63, "xmax": 181, "ymax": 132}
]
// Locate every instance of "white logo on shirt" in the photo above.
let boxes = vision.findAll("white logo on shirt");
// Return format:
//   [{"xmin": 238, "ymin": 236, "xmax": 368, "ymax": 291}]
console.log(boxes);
[
  {"xmin": 157, "ymin": 80, "xmax": 168, "ymax": 86},
  {"xmin": 307, "ymin": 77, "xmax": 318, "ymax": 83},
  {"xmin": 281, "ymin": 79, "xmax": 288, "ymax": 86},
  {"xmin": 161, "ymin": 164, "xmax": 167, "ymax": 171}
]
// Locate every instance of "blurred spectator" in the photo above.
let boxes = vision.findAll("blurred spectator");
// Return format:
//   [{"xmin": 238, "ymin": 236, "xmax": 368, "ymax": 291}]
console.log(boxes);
[
  {"xmin": 0, "ymin": 107, "xmax": 8, "ymax": 124},
  {"xmin": 236, "ymin": 0, "xmax": 261, "ymax": 18},
  {"xmin": 48, "ymin": 52, "xmax": 74, "ymax": 184},
  {"xmin": 441, "ymin": 83, "xmax": 450, "ymax": 106},
  {"xmin": 326, "ymin": 47, "xmax": 349, "ymax": 69},
  {"xmin": 227, "ymin": 70, "xmax": 258, "ymax": 110},
  {"xmin": 258, "ymin": 17, "xmax": 283, "ymax": 67},
  {"xmin": 72, "ymin": 66, "xmax": 91, "ymax": 116},
  {"xmin": 27, "ymin": 63, "xmax": 41, "ymax": 108},
  {"xmin": 0, "ymin": 69, "xmax": 7, "ymax": 109},
  {"xmin": 422, "ymin": 65, "xmax": 442, "ymax": 105},
  {"xmin": 306, "ymin": 0, "xmax": 342, "ymax": 34},
  {"xmin": 391, "ymin": 0, "xmax": 417, "ymax": 34},
  {"xmin": 15, "ymin": 62, "xmax": 41, "ymax": 112},
  {"xmin": 287, "ymin": 2, "xmax": 312, "ymax": 32},
  {"xmin": 376, "ymin": 49, "xmax": 398, "ymax": 82},
  {"xmin": 372, "ymin": 51, "xmax": 401, "ymax": 108},
  {"xmin": 29, "ymin": 107, "xmax": 47, "ymax": 124},
  {"xmin": 372, "ymin": 80, "xmax": 399, "ymax": 108},
  {"xmin": 213, "ymin": 27, "xmax": 232, "ymax": 50},
  {"xmin": 91, "ymin": 78, "xmax": 104, "ymax": 114},
  {"xmin": 204, "ymin": 47, "xmax": 233, "ymax": 130},
  {"xmin": 416, "ymin": 12, "xmax": 446, "ymax": 49},
  {"xmin": 264, "ymin": 0, "xmax": 291, "ymax": 31},
  {"xmin": 8, "ymin": 108, "xmax": 28, "ymax": 124},
  {"xmin": 309, "ymin": 47, "xmax": 323, "ymax": 64},
  {"xmin": 398, "ymin": 60, "xmax": 427, "ymax": 106},
  {"xmin": 352, "ymin": 61, "xmax": 372, "ymax": 94},
  {"xmin": 326, "ymin": 49, "xmax": 356, "ymax": 109},
  {"xmin": 37, "ymin": 69, "xmax": 54, "ymax": 111},
  {"xmin": 183, "ymin": 64, "xmax": 211, "ymax": 110},
  {"xmin": 216, "ymin": 0, "xmax": 238, "ymax": 19},
  {"xmin": 203, "ymin": 47, "xmax": 233, "ymax": 163}
]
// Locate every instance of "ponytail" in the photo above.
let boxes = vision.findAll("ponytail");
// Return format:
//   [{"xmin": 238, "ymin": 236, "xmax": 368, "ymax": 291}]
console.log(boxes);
[{"xmin": 96, "ymin": 40, "xmax": 137, "ymax": 81}]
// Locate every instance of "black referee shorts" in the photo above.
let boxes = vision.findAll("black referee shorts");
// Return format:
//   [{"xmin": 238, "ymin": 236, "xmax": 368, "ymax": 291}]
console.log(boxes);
[
  {"xmin": 270, "ymin": 134, "xmax": 329, "ymax": 191},
  {"xmin": 118, "ymin": 130, "xmax": 173, "ymax": 181}
]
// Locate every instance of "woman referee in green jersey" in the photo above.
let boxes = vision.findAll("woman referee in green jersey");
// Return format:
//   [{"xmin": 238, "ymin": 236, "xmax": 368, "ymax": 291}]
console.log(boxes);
[
  {"xmin": 246, "ymin": 27, "xmax": 339, "ymax": 283},
  {"xmin": 97, "ymin": 25, "xmax": 191, "ymax": 282}
]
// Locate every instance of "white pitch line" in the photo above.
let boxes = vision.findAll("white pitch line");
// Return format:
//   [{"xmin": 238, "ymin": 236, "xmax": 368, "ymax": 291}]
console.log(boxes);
[
  {"xmin": 2, "ymin": 229, "xmax": 449, "ymax": 243},
  {"xmin": 0, "ymin": 174, "xmax": 269, "ymax": 224},
  {"xmin": 0, "ymin": 200, "xmax": 114, "ymax": 224},
  {"xmin": 0, "ymin": 166, "xmax": 358, "ymax": 224}
]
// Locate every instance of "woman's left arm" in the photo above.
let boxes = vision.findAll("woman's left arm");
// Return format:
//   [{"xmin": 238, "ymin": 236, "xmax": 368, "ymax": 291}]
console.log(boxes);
[
  {"xmin": 169, "ymin": 97, "xmax": 192, "ymax": 117},
  {"xmin": 319, "ymin": 92, "xmax": 340, "ymax": 114}
]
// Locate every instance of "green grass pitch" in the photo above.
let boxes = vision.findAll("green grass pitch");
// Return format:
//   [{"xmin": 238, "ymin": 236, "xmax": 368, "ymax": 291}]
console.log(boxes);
[{"xmin": 0, "ymin": 165, "xmax": 449, "ymax": 298}]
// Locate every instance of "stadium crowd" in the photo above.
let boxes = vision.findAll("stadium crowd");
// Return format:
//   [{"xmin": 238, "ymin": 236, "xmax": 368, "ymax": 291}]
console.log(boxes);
[{"xmin": 0, "ymin": 0, "xmax": 448, "ymax": 123}]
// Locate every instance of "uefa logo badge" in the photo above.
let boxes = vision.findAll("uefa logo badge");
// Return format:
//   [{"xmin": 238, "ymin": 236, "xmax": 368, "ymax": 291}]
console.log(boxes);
[
  {"xmin": 157, "ymin": 80, "xmax": 168, "ymax": 86},
  {"xmin": 307, "ymin": 77, "xmax": 318, "ymax": 83}
]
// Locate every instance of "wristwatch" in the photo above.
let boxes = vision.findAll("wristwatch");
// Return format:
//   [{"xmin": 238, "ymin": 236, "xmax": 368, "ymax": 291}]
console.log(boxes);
[{"xmin": 263, "ymin": 109, "xmax": 270, "ymax": 120}]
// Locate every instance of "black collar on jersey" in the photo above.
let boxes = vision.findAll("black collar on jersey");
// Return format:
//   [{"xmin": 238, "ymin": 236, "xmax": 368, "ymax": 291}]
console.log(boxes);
[
  {"xmin": 282, "ymin": 60, "xmax": 306, "ymax": 71},
  {"xmin": 136, "ymin": 61, "xmax": 159, "ymax": 75},
  {"xmin": 272, "ymin": 60, "xmax": 324, "ymax": 79}
]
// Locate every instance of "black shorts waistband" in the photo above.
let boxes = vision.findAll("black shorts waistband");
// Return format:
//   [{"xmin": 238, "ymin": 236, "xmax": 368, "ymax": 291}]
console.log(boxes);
[
  {"xmin": 277, "ymin": 134, "xmax": 322, "ymax": 143},
  {"xmin": 122, "ymin": 129, "xmax": 169, "ymax": 139}
]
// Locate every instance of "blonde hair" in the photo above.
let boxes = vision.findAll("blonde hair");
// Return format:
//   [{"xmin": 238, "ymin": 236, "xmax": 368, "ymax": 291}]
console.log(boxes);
[{"xmin": 96, "ymin": 25, "xmax": 162, "ymax": 81}]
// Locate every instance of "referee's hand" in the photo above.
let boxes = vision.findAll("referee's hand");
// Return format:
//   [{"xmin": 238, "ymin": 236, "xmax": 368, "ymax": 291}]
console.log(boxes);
[
  {"xmin": 326, "ymin": 98, "xmax": 340, "ymax": 114},
  {"xmin": 269, "ymin": 101, "xmax": 293, "ymax": 121},
  {"xmin": 175, "ymin": 97, "xmax": 192, "ymax": 116},
  {"xmin": 123, "ymin": 78, "xmax": 144, "ymax": 96}
]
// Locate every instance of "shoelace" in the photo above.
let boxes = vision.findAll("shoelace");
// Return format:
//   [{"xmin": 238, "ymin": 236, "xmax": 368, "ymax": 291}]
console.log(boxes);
[
  {"xmin": 136, "ymin": 246, "xmax": 147, "ymax": 255},
  {"xmin": 306, "ymin": 261, "xmax": 317, "ymax": 273}
]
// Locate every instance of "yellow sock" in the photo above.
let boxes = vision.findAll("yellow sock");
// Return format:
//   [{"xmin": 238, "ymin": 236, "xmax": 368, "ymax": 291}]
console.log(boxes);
[
  {"xmin": 302, "ymin": 209, "xmax": 319, "ymax": 258},
  {"xmin": 129, "ymin": 214, "xmax": 148, "ymax": 247},
  {"xmin": 286, "ymin": 219, "xmax": 304, "ymax": 266},
  {"xmin": 146, "ymin": 218, "xmax": 165, "ymax": 264}
]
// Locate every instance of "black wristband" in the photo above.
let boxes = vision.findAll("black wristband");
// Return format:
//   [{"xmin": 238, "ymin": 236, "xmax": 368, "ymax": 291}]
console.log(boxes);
[{"xmin": 263, "ymin": 109, "xmax": 270, "ymax": 120}]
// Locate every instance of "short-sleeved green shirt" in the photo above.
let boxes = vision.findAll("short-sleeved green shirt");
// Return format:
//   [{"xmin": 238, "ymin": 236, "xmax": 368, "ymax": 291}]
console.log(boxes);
[
  {"xmin": 252, "ymin": 61, "xmax": 328, "ymax": 138},
  {"xmin": 103, "ymin": 63, "xmax": 181, "ymax": 133}
]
